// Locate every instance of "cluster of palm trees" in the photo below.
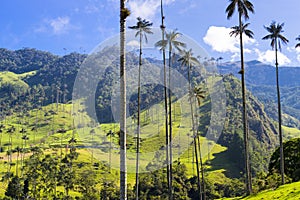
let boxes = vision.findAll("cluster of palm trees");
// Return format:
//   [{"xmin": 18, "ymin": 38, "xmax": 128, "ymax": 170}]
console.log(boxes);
[
  {"xmin": 120, "ymin": 1, "xmax": 206, "ymax": 199},
  {"xmin": 119, "ymin": 0, "xmax": 300, "ymax": 199},
  {"xmin": 227, "ymin": 0, "xmax": 300, "ymax": 195}
]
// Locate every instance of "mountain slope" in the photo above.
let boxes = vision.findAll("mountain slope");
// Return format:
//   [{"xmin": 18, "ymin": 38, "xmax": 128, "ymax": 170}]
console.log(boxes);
[
  {"xmin": 218, "ymin": 60, "xmax": 300, "ymax": 128},
  {"xmin": 200, "ymin": 75, "xmax": 279, "ymax": 177}
]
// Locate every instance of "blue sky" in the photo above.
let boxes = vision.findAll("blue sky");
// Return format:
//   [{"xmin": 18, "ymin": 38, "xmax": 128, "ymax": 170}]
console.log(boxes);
[{"xmin": 1, "ymin": 0, "xmax": 300, "ymax": 66}]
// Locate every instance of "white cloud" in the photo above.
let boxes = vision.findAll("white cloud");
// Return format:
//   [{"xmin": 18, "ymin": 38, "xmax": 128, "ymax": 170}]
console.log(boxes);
[
  {"xmin": 127, "ymin": 40, "xmax": 139, "ymax": 47},
  {"xmin": 203, "ymin": 26, "xmax": 255, "ymax": 54},
  {"xmin": 255, "ymin": 49, "xmax": 291, "ymax": 65},
  {"xmin": 49, "ymin": 17, "xmax": 70, "ymax": 34},
  {"xmin": 127, "ymin": 0, "xmax": 175, "ymax": 23},
  {"xmin": 35, "ymin": 16, "xmax": 78, "ymax": 35},
  {"xmin": 287, "ymin": 46, "xmax": 300, "ymax": 63}
]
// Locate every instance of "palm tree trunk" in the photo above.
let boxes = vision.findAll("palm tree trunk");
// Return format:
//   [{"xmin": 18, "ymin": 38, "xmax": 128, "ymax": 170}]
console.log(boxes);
[
  {"xmin": 195, "ymin": 100, "xmax": 206, "ymax": 200},
  {"xmin": 120, "ymin": 0, "xmax": 127, "ymax": 199},
  {"xmin": 275, "ymin": 40, "xmax": 285, "ymax": 185},
  {"xmin": 239, "ymin": 12, "xmax": 252, "ymax": 194},
  {"xmin": 135, "ymin": 30, "xmax": 142, "ymax": 200},
  {"xmin": 16, "ymin": 150, "xmax": 19, "ymax": 177},
  {"xmin": 109, "ymin": 134, "xmax": 111, "ymax": 171},
  {"xmin": 160, "ymin": 0, "xmax": 171, "ymax": 198},
  {"xmin": 188, "ymin": 67, "xmax": 202, "ymax": 200},
  {"xmin": 168, "ymin": 47, "xmax": 173, "ymax": 200}
]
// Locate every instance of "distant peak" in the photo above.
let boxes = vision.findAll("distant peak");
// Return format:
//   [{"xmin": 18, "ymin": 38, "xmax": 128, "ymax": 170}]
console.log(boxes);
[{"xmin": 246, "ymin": 60, "xmax": 263, "ymax": 65}]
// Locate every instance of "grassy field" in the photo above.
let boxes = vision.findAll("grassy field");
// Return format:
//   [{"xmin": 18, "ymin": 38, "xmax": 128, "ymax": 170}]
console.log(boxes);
[
  {"xmin": 1, "ymin": 83, "xmax": 299, "ymax": 198},
  {"xmin": 220, "ymin": 181, "xmax": 300, "ymax": 200},
  {"xmin": 0, "ymin": 71, "xmax": 29, "ymax": 92},
  {"xmin": 283, "ymin": 126, "xmax": 300, "ymax": 140},
  {"xmin": 0, "ymin": 90, "xmax": 231, "ymax": 197}
]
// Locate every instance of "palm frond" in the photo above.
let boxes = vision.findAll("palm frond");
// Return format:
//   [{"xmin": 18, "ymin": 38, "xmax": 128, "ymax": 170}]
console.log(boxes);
[
  {"xmin": 155, "ymin": 40, "xmax": 167, "ymax": 51},
  {"xmin": 262, "ymin": 21, "xmax": 289, "ymax": 51},
  {"xmin": 230, "ymin": 22, "xmax": 254, "ymax": 38}
]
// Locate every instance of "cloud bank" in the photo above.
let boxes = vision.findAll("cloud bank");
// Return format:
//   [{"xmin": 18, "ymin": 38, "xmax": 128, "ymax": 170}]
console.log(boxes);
[
  {"xmin": 255, "ymin": 49, "xmax": 291, "ymax": 65},
  {"xmin": 127, "ymin": 0, "xmax": 175, "ymax": 23},
  {"xmin": 203, "ymin": 26, "xmax": 255, "ymax": 54}
]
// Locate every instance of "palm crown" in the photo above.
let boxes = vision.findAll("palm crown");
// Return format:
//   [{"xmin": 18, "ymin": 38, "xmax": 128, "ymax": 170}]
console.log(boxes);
[
  {"xmin": 226, "ymin": 0, "xmax": 254, "ymax": 19},
  {"xmin": 295, "ymin": 35, "xmax": 300, "ymax": 48},
  {"xmin": 128, "ymin": 17, "xmax": 153, "ymax": 43},
  {"xmin": 155, "ymin": 30, "xmax": 186, "ymax": 52},
  {"xmin": 178, "ymin": 49, "xmax": 200, "ymax": 69},
  {"xmin": 230, "ymin": 22, "xmax": 254, "ymax": 38},
  {"xmin": 262, "ymin": 21, "xmax": 289, "ymax": 51}
]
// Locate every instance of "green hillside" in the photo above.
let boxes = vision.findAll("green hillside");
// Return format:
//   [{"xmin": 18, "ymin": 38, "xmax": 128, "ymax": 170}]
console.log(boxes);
[
  {"xmin": 0, "ymin": 71, "xmax": 30, "ymax": 94},
  {"xmin": 220, "ymin": 181, "xmax": 300, "ymax": 200},
  {"xmin": 0, "ymin": 48, "xmax": 299, "ymax": 199}
]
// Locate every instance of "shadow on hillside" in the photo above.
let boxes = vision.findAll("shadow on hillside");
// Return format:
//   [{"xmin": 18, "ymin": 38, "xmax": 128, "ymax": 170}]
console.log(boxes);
[{"xmin": 206, "ymin": 150, "xmax": 243, "ymax": 178}]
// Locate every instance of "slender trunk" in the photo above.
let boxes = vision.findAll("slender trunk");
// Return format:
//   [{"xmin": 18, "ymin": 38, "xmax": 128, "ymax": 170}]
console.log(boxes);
[
  {"xmin": 109, "ymin": 134, "xmax": 112, "ymax": 172},
  {"xmin": 120, "ymin": 0, "xmax": 127, "ymax": 199},
  {"xmin": 56, "ymin": 88, "xmax": 59, "ymax": 112},
  {"xmin": 91, "ymin": 131, "xmax": 94, "ymax": 164},
  {"xmin": 195, "ymin": 99, "xmax": 206, "ymax": 200},
  {"xmin": 275, "ymin": 40, "xmax": 285, "ymax": 185},
  {"xmin": 239, "ymin": 12, "xmax": 252, "ymax": 194},
  {"xmin": 0, "ymin": 129, "xmax": 2, "ymax": 153},
  {"xmin": 168, "ymin": 46, "xmax": 173, "ymax": 200},
  {"xmin": 160, "ymin": 0, "xmax": 171, "ymax": 198},
  {"xmin": 135, "ymin": 30, "xmax": 142, "ymax": 200},
  {"xmin": 16, "ymin": 150, "xmax": 19, "ymax": 176},
  {"xmin": 188, "ymin": 66, "xmax": 202, "ymax": 200}
]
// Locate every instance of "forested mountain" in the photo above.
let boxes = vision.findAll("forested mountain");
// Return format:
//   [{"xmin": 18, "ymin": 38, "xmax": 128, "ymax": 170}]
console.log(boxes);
[
  {"xmin": 0, "ymin": 48, "xmax": 299, "ymax": 198},
  {"xmin": 0, "ymin": 48, "xmax": 281, "ymax": 170},
  {"xmin": 218, "ymin": 60, "xmax": 300, "ymax": 128},
  {"xmin": 199, "ymin": 75, "xmax": 278, "ymax": 176}
]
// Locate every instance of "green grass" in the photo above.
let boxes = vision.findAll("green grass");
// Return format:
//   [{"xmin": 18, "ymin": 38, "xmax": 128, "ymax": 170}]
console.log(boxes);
[
  {"xmin": 0, "ymin": 71, "xmax": 29, "ymax": 92},
  {"xmin": 219, "ymin": 181, "xmax": 300, "ymax": 200},
  {"xmin": 283, "ymin": 126, "xmax": 300, "ymax": 140},
  {"xmin": 0, "ymin": 92, "xmax": 229, "ymax": 197}
]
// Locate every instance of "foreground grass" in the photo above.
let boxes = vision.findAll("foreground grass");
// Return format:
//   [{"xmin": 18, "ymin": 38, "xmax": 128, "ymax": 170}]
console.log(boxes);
[{"xmin": 220, "ymin": 181, "xmax": 300, "ymax": 200}]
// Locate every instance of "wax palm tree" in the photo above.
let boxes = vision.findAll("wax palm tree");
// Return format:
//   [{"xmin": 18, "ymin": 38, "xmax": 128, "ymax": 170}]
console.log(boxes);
[
  {"xmin": 14, "ymin": 146, "xmax": 21, "ymax": 176},
  {"xmin": 178, "ymin": 49, "xmax": 203, "ymax": 199},
  {"xmin": 295, "ymin": 35, "xmax": 300, "ymax": 48},
  {"xmin": 106, "ymin": 130, "xmax": 115, "ymax": 172},
  {"xmin": 226, "ymin": 0, "xmax": 254, "ymax": 194},
  {"xmin": 157, "ymin": 0, "xmax": 172, "ymax": 198},
  {"xmin": 193, "ymin": 85, "xmax": 206, "ymax": 199},
  {"xmin": 129, "ymin": 17, "xmax": 153, "ymax": 199},
  {"xmin": 262, "ymin": 21, "xmax": 289, "ymax": 185},
  {"xmin": 120, "ymin": 1, "xmax": 130, "ymax": 199},
  {"xmin": 156, "ymin": 30, "xmax": 186, "ymax": 199}
]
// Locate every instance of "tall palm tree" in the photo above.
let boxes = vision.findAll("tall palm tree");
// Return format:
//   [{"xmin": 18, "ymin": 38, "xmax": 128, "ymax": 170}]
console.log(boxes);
[
  {"xmin": 128, "ymin": 17, "xmax": 153, "ymax": 199},
  {"xmin": 295, "ymin": 35, "xmax": 300, "ymax": 48},
  {"xmin": 106, "ymin": 130, "xmax": 115, "ymax": 172},
  {"xmin": 193, "ymin": 85, "xmax": 206, "ymax": 200},
  {"xmin": 158, "ymin": 0, "xmax": 171, "ymax": 198},
  {"xmin": 178, "ymin": 49, "xmax": 203, "ymax": 199},
  {"xmin": 226, "ymin": 0, "xmax": 254, "ymax": 194},
  {"xmin": 156, "ymin": 30, "xmax": 186, "ymax": 199},
  {"xmin": 120, "ymin": 1, "xmax": 130, "ymax": 199},
  {"xmin": 262, "ymin": 21, "xmax": 289, "ymax": 185}
]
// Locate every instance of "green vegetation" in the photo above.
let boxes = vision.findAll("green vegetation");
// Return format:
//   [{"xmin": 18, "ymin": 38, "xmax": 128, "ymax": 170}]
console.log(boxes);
[
  {"xmin": 220, "ymin": 181, "xmax": 300, "ymax": 200},
  {"xmin": 0, "ymin": 47, "xmax": 299, "ymax": 199}
]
